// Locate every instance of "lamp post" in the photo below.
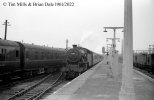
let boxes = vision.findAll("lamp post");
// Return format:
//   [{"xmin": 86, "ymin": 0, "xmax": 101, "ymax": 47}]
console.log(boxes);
[
  {"xmin": 104, "ymin": 27, "xmax": 123, "ymax": 79},
  {"xmin": 104, "ymin": 27, "xmax": 123, "ymax": 52}
]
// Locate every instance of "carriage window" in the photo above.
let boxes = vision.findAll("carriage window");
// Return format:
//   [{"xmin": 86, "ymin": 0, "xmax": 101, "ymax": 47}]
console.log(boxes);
[
  {"xmin": 16, "ymin": 50, "xmax": 19, "ymax": 58},
  {"xmin": 1, "ymin": 48, "xmax": 7, "ymax": 54}
]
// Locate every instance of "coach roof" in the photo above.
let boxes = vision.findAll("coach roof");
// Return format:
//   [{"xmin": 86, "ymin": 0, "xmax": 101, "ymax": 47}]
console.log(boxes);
[{"xmin": 0, "ymin": 39, "xmax": 19, "ymax": 47}]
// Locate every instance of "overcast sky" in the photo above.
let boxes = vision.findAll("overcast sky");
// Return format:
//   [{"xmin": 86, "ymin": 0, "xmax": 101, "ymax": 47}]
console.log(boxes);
[{"xmin": 0, "ymin": 0, "xmax": 154, "ymax": 54}]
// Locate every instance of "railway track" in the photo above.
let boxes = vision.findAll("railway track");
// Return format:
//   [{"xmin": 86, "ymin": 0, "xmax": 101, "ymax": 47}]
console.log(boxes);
[
  {"xmin": 5, "ymin": 73, "xmax": 63, "ymax": 100},
  {"xmin": 0, "ymin": 74, "xmax": 47, "ymax": 91},
  {"xmin": 134, "ymin": 67, "xmax": 154, "ymax": 79},
  {"xmin": 38, "ymin": 80, "xmax": 69, "ymax": 100},
  {"xmin": 0, "ymin": 74, "xmax": 50, "ymax": 100}
]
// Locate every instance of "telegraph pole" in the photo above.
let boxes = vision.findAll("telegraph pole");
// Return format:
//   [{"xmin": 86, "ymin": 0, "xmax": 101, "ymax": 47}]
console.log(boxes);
[
  {"xmin": 66, "ymin": 39, "xmax": 68, "ymax": 50},
  {"xmin": 3, "ymin": 20, "xmax": 11, "ymax": 40}
]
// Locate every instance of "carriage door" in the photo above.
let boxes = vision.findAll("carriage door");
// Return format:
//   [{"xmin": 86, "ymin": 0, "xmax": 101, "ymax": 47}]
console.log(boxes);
[
  {"xmin": 0, "ymin": 48, "xmax": 6, "ymax": 61},
  {"xmin": 16, "ymin": 42, "xmax": 25, "ymax": 70}
]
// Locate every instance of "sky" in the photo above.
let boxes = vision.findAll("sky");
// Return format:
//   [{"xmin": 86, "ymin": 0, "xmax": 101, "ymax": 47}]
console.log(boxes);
[{"xmin": 0, "ymin": 0, "xmax": 154, "ymax": 54}]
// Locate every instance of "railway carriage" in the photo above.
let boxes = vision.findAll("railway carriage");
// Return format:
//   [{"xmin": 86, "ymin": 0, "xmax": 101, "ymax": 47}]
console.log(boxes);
[
  {"xmin": 133, "ymin": 52, "xmax": 154, "ymax": 74},
  {"xmin": 0, "ymin": 39, "xmax": 66, "ymax": 80},
  {"xmin": 22, "ymin": 43, "xmax": 66, "ymax": 75}
]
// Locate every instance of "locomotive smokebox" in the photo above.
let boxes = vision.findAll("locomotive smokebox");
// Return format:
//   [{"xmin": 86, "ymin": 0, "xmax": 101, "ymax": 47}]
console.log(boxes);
[{"xmin": 73, "ymin": 45, "xmax": 77, "ymax": 48}]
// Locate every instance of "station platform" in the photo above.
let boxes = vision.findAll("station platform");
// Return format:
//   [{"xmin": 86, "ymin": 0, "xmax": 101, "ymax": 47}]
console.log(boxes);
[{"xmin": 43, "ymin": 61, "xmax": 154, "ymax": 100}]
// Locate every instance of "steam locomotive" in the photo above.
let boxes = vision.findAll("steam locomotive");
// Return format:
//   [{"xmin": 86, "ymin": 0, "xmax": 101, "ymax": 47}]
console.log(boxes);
[
  {"xmin": 62, "ymin": 45, "xmax": 103, "ymax": 79},
  {"xmin": 0, "ymin": 39, "xmax": 66, "ymax": 81}
]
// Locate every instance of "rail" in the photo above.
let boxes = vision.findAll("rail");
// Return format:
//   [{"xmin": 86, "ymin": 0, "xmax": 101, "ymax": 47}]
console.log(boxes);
[{"xmin": 7, "ymin": 73, "xmax": 63, "ymax": 100}]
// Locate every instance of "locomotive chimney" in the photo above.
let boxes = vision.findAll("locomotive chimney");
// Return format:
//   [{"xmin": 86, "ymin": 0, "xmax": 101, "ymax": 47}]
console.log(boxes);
[{"xmin": 73, "ymin": 44, "xmax": 77, "ymax": 48}]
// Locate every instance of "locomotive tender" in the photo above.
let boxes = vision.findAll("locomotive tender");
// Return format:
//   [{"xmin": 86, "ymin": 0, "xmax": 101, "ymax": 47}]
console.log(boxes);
[
  {"xmin": 62, "ymin": 45, "xmax": 103, "ymax": 78},
  {"xmin": 0, "ymin": 39, "xmax": 66, "ymax": 80}
]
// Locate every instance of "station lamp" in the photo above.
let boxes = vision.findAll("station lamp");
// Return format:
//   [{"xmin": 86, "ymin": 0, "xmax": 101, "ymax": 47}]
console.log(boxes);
[{"xmin": 104, "ymin": 28, "xmax": 107, "ymax": 32}]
